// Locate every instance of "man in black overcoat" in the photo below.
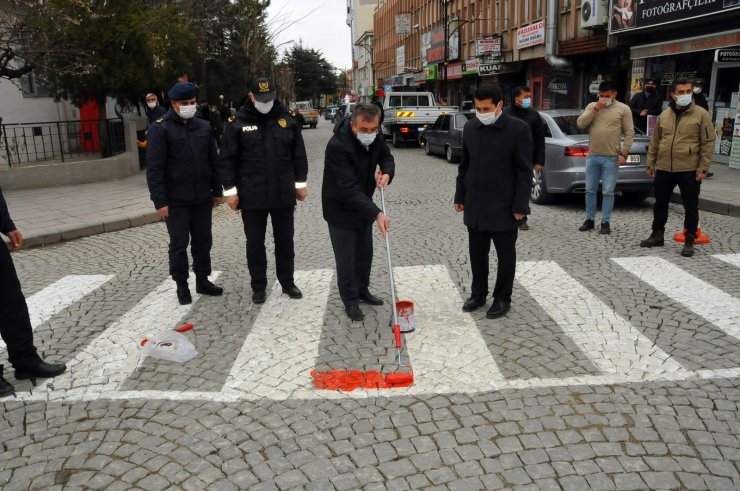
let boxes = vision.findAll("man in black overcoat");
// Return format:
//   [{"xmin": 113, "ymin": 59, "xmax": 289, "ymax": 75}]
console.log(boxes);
[
  {"xmin": 454, "ymin": 84, "xmax": 532, "ymax": 319},
  {"xmin": 322, "ymin": 103, "xmax": 395, "ymax": 321},
  {"xmin": 0, "ymin": 188, "xmax": 66, "ymax": 397}
]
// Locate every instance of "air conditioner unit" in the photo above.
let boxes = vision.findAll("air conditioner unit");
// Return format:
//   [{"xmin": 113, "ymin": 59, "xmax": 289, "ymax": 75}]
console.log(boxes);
[{"xmin": 580, "ymin": 0, "xmax": 608, "ymax": 29}]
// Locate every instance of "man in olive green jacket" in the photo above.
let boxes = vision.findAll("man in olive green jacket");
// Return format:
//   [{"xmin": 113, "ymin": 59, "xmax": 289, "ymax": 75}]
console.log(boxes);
[{"xmin": 640, "ymin": 78, "xmax": 715, "ymax": 257}]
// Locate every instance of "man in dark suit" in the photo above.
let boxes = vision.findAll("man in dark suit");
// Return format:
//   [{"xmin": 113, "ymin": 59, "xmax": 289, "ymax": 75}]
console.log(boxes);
[
  {"xmin": 218, "ymin": 77, "xmax": 308, "ymax": 303},
  {"xmin": 146, "ymin": 82, "xmax": 224, "ymax": 304},
  {"xmin": 322, "ymin": 103, "xmax": 395, "ymax": 321},
  {"xmin": 0, "ymin": 188, "xmax": 66, "ymax": 397},
  {"xmin": 628, "ymin": 78, "xmax": 662, "ymax": 133},
  {"xmin": 454, "ymin": 84, "xmax": 532, "ymax": 319},
  {"xmin": 503, "ymin": 85, "xmax": 546, "ymax": 231}
]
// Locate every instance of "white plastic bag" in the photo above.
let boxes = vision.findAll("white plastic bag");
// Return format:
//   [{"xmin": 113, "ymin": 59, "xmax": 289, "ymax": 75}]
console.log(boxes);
[{"xmin": 141, "ymin": 324, "xmax": 198, "ymax": 363}]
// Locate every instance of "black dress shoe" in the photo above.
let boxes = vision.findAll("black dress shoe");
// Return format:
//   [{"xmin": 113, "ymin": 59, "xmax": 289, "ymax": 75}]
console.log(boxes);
[
  {"xmin": 486, "ymin": 299, "xmax": 511, "ymax": 319},
  {"xmin": 252, "ymin": 290, "xmax": 267, "ymax": 304},
  {"xmin": 14, "ymin": 361, "xmax": 67, "ymax": 386},
  {"xmin": 359, "ymin": 290, "xmax": 384, "ymax": 305},
  {"xmin": 345, "ymin": 304, "xmax": 364, "ymax": 321},
  {"xmin": 462, "ymin": 296, "xmax": 486, "ymax": 312},
  {"xmin": 579, "ymin": 219, "xmax": 595, "ymax": 231},
  {"xmin": 196, "ymin": 277, "xmax": 223, "ymax": 296},
  {"xmin": 177, "ymin": 284, "xmax": 192, "ymax": 305},
  {"xmin": 0, "ymin": 365, "xmax": 15, "ymax": 397},
  {"xmin": 282, "ymin": 285, "xmax": 303, "ymax": 299}
]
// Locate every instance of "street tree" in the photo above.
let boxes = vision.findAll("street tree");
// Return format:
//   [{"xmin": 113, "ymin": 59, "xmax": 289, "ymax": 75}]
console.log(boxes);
[{"xmin": 283, "ymin": 45, "xmax": 337, "ymax": 106}]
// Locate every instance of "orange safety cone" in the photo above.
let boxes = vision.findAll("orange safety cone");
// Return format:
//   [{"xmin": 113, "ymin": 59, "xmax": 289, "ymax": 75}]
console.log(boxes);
[{"xmin": 673, "ymin": 228, "xmax": 711, "ymax": 244}]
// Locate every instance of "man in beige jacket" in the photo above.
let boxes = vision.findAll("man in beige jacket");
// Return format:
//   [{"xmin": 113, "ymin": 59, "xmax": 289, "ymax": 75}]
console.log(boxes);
[
  {"xmin": 576, "ymin": 81, "xmax": 634, "ymax": 235},
  {"xmin": 640, "ymin": 78, "xmax": 714, "ymax": 257}
]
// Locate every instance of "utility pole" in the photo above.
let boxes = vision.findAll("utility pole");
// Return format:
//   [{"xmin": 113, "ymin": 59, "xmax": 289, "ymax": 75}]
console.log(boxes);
[{"xmin": 441, "ymin": 0, "xmax": 449, "ymax": 104}]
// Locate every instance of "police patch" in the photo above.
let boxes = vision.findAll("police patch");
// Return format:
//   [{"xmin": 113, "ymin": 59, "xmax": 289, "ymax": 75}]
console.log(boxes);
[
  {"xmin": 242, "ymin": 125, "xmax": 258, "ymax": 132},
  {"xmin": 278, "ymin": 118, "xmax": 287, "ymax": 128},
  {"xmin": 259, "ymin": 81, "xmax": 269, "ymax": 92}
]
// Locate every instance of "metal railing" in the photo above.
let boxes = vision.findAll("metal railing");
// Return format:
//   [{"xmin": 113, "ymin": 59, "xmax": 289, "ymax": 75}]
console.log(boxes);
[{"xmin": 0, "ymin": 118, "xmax": 126, "ymax": 167}]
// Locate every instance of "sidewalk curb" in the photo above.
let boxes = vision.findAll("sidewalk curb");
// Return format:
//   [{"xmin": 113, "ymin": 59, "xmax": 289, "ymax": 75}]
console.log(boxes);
[
  {"xmin": 22, "ymin": 212, "xmax": 162, "ymax": 248},
  {"xmin": 671, "ymin": 192, "xmax": 740, "ymax": 218}
]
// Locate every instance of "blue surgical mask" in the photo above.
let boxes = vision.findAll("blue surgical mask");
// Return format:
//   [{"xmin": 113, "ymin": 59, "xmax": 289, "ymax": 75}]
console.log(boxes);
[
  {"xmin": 357, "ymin": 132, "xmax": 376, "ymax": 146},
  {"xmin": 675, "ymin": 94, "xmax": 692, "ymax": 107},
  {"xmin": 521, "ymin": 98, "xmax": 531, "ymax": 109}
]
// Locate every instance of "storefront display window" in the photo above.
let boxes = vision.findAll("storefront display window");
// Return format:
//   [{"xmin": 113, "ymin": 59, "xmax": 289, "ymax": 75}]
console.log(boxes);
[{"xmin": 709, "ymin": 63, "xmax": 740, "ymax": 163}]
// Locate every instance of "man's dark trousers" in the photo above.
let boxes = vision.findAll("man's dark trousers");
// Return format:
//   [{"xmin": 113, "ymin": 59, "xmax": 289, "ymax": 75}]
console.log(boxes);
[
  {"xmin": 328, "ymin": 223, "xmax": 373, "ymax": 307},
  {"xmin": 241, "ymin": 207, "xmax": 295, "ymax": 291},
  {"xmin": 651, "ymin": 170, "xmax": 700, "ymax": 234},
  {"xmin": 164, "ymin": 202, "xmax": 213, "ymax": 282},
  {"xmin": 468, "ymin": 227, "xmax": 518, "ymax": 302},
  {"xmin": 0, "ymin": 244, "xmax": 39, "ymax": 367}
]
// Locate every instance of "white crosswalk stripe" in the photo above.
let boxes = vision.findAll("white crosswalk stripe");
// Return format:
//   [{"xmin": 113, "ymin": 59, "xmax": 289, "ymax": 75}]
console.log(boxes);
[
  {"xmin": 0, "ymin": 275, "xmax": 113, "ymax": 358},
  {"xmin": 613, "ymin": 257, "xmax": 740, "ymax": 341},
  {"xmin": 517, "ymin": 261, "xmax": 687, "ymax": 379},
  {"xmin": 392, "ymin": 264, "xmax": 505, "ymax": 394},
  {"xmin": 32, "ymin": 273, "xmax": 220, "ymax": 402},
  {"xmin": 5, "ymin": 255, "xmax": 740, "ymax": 402},
  {"xmin": 223, "ymin": 269, "xmax": 333, "ymax": 400},
  {"xmin": 714, "ymin": 253, "xmax": 740, "ymax": 269}
]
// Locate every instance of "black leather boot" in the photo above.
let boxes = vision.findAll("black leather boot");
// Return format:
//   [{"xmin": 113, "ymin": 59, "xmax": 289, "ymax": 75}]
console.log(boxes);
[
  {"xmin": 681, "ymin": 234, "xmax": 695, "ymax": 257},
  {"xmin": 196, "ymin": 276, "xmax": 223, "ymax": 296},
  {"xmin": 176, "ymin": 281, "xmax": 192, "ymax": 305},
  {"xmin": 640, "ymin": 228, "xmax": 665, "ymax": 247},
  {"xmin": 0, "ymin": 365, "xmax": 15, "ymax": 397}
]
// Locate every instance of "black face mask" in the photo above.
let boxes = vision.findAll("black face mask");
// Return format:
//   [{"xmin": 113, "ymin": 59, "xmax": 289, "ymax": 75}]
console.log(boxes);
[{"xmin": 645, "ymin": 87, "xmax": 655, "ymax": 94}]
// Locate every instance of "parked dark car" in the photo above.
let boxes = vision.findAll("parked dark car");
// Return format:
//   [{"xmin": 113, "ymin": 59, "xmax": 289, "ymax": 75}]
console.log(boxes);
[
  {"xmin": 421, "ymin": 111, "xmax": 475, "ymax": 163},
  {"xmin": 533, "ymin": 109, "xmax": 653, "ymax": 204}
]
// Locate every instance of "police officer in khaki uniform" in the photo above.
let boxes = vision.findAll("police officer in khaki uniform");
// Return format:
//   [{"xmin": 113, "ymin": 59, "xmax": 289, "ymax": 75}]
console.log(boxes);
[{"xmin": 218, "ymin": 78, "xmax": 309, "ymax": 303}]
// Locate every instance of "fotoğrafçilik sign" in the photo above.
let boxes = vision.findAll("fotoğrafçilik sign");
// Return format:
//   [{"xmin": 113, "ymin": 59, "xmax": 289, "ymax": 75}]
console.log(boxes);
[{"xmin": 609, "ymin": 0, "xmax": 740, "ymax": 34}]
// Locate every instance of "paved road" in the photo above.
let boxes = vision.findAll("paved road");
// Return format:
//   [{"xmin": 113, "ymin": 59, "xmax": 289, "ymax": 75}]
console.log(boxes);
[{"xmin": 2, "ymin": 119, "xmax": 740, "ymax": 490}]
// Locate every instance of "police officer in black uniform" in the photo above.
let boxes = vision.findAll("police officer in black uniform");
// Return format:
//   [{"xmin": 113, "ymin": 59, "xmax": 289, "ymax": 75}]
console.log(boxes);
[
  {"xmin": 218, "ymin": 77, "xmax": 309, "ymax": 304},
  {"xmin": 146, "ymin": 82, "xmax": 224, "ymax": 304},
  {"xmin": 0, "ymin": 187, "xmax": 66, "ymax": 397}
]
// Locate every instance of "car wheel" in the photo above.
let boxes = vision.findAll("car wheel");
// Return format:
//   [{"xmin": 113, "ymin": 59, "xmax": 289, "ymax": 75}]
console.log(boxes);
[
  {"xmin": 530, "ymin": 169, "xmax": 554, "ymax": 204},
  {"xmin": 445, "ymin": 145, "xmax": 459, "ymax": 163},
  {"xmin": 622, "ymin": 190, "xmax": 651, "ymax": 202},
  {"xmin": 424, "ymin": 139, "xmax": 432, "ymax": 156},
  {"xmin": 310, "ymin": 123, "xmax": 317, "ymax": 129}
]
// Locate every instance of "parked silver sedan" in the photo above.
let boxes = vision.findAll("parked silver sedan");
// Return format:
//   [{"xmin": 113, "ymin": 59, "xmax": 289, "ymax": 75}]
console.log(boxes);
[{"xmin": 533, "ymin": 110, "xmax": 653, "ymax": 204}]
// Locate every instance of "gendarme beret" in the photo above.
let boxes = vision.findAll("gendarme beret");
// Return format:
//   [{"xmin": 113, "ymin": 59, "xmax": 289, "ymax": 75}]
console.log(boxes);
[{"xmin": 168, "ymin": 82, "xmax": 196, "ymax": 101}]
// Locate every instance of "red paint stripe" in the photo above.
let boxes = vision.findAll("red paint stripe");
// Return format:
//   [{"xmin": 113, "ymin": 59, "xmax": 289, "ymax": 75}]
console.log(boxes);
[{"xmin": 310, "ymin": 369, "xmax": 413, "ymax": 392}]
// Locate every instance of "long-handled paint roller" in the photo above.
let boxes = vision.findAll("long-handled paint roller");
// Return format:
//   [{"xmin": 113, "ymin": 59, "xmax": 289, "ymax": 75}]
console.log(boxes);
[{"xmin": 379, "ymin": 177, "xmax": 414, "ymax": 387}]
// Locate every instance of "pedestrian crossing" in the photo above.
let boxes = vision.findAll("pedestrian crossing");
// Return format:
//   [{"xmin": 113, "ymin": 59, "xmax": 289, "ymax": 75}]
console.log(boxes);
[{"xmin": 3, "ymin": 253, "xmax": 740, "ymax": 402}]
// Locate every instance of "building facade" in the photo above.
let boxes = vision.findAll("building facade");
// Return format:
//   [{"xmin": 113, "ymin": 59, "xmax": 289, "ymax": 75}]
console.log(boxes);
[
  {"xmin": 609, "ymin": 2, "xmax": 740, "ymax": 168},
  {"xmin": 347, "ymin": 0, "xmax": 378, "ymax": 100},
  {"xmin": 373, "ymin": 0, "xmax": 629, "ymax": 110}
]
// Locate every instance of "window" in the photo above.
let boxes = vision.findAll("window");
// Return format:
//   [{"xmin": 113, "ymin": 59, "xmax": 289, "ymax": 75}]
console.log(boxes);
[
  {"xmin": 541, "ymin": 116, "xmax": 552, "ymax": 138},
  {"xmin": 434, "ymin": 115, "xmax": 445, "ymax": 129},
  {"xmin": 20, "ymin": 71, "xmax": 51, "ymax": 98},
  {"xmin": 455, "ymin": 113, "xmax": 473, "ymax": 128},
  {"xmin": 440, "ymin": 116, "xmax": 450, "ymax": 131},
  {"xmin": 402, "ymin": 95, "xmax": 420, "ymax": 106},
  {"xmin": 417, "ymin": 96, "xmax": 430, "ymax": 107},
  {"xmin": 389, "ymin": 95, "xmax": 402, "ymax": 106}
]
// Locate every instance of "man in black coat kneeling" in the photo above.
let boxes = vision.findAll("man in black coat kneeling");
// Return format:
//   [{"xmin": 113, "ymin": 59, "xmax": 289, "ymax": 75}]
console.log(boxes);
[
  {"xmin": 322, "ymin": 103, "xmax": 395, "ymax": 322},
  {"xmin": 454, "ymin": 84, "xmax": 532, "ymax": 319}
]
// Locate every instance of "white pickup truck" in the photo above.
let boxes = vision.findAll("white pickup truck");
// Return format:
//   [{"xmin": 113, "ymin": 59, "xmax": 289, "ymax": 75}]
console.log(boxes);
[{"xmin": 382, "ymin": 92, "xmax": 449, "ymax": 147}]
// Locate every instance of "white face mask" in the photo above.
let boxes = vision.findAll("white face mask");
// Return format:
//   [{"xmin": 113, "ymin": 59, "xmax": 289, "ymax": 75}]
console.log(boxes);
[
  {"xmin": 600, "ymin": 97, "xmax": 613, "ymax": 107},
  {"xmin": 356, "ymin": 132, "xmax": 376, "ymax": 146},
  {"xmin": 177, "ymin": 104, "xmax": 197, "ymax": 119},
  {"xmin": 147, "ymin": 101, "xmax": 157, "ymax": 109},
  {"xmin": 476, "ymin": 110, "xmax": 499, "ymax": 126},
  {"xmin": 692, "ymin": 87, "xmax": 702, "ymax": 94},
  {"xmin": 675, "ymin": 94, "xmax": 693, "ymax": 107},
  {"xmin": 254, "ymin": 100, "xmax": 274, "ymax": 114}
]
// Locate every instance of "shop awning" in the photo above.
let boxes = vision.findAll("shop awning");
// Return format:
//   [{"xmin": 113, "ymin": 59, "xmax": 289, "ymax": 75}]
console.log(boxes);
[{"xmin": 630, "ymin": 29, "xmax": 740, "ymax": 60}]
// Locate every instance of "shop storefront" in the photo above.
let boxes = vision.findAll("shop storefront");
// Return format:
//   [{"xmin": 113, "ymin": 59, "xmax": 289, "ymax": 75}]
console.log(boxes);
[{"xmin": 630, "ymin": 30, "xmax": 740, "ymax": 166}]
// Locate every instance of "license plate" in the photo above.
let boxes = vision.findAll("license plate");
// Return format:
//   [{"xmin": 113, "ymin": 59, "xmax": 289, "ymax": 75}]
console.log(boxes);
[{"xmin": 627, "ymin": 155, "xmax": 640, "ymax": 163}]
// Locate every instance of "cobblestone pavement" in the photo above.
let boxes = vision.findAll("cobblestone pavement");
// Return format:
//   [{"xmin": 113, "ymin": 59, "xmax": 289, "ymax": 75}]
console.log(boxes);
[{"xmin": 2, "ymin": 119, "xmax": 740, "ymax": 490}]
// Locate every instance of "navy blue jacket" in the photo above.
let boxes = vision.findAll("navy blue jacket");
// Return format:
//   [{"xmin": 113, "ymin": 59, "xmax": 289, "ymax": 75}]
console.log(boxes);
[
  {"xmin": 322, "ymin": 117, "xmax": 395, "ymax": 229},
  {"xmin": 455, "ymin": 113, "xmax": 532, "ymax": 231},
  {"xmin": 217, "ymin": 101, "xmax": 308, "ymax": 210},
  {"xmin": 0, "ymin": 188, "xmax": 17, "ymax": 234},
  {"xmin": 146, "ymin": 105, "xmax": 167, "ymax": 125},
  {"xmin": 146, "ymin": 109, "xmax": 220, "ymax": 209}
]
